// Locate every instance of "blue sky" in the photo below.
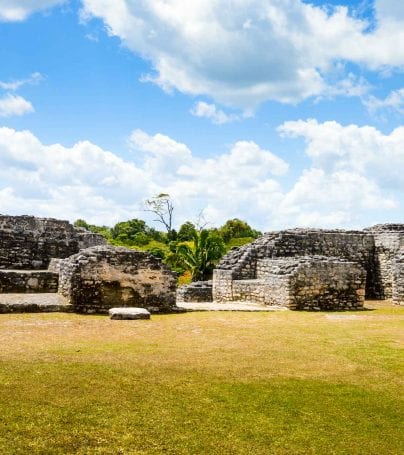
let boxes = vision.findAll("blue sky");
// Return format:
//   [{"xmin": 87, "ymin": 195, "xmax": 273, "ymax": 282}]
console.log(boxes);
[{"xmin": 0, "ymin": 0, "xmax": 402, "ymax": 230}]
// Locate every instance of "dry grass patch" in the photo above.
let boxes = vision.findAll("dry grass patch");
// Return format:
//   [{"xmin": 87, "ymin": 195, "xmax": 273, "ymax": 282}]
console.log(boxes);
[{"xmin": 0, "ymin": 302, "xmax": 403, "ymax": 454}]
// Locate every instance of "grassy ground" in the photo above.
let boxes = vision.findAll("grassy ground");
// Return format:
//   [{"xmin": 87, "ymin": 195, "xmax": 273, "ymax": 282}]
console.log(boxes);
[{"xmin": 0, "ymin": 302, "xmax": 403, "ymax": 454}]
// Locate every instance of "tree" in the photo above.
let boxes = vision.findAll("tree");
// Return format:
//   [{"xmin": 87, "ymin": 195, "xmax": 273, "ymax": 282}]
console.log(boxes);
[
  {"xmin": 144, "ymin": 193, "xmax": 174, "ymax": 235},
  {"xmin": 219, "ymin": 218, "xmax": 261, "ymax": 242},
  {"xmin": 111, "ymin": 219, "xmax": 148, "ymax": 240},
  {"xmin": 176, "ymin": 229, "xmax": 226, "ymax": 281},
  {"xmin": 177, "ymin": 221, "xmax": 197, "ymax": 241}
]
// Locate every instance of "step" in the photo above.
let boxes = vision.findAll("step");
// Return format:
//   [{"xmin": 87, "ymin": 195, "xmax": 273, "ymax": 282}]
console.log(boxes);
[
  {"xmin": 0, "ymin": 294, "xmax": 73, "ymax": 313},
  {"xmin": 178, "ymin": 301, "xmax": 288, "ymax": 312},
  {"xmin": 0, "ymin": 270, "xmax": 58, "ymax": 293}
]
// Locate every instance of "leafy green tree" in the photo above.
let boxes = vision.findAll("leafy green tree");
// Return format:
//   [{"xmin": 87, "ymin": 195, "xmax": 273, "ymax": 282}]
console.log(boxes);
[
  {"xmin": 111, "ymin": 219, "xmax": 148, "ymax": 241},
  {"xmin": 176, "ymin": 229, "xmax": 226, "ymax": 281},
  {"xmin": 219, "ymin": 218, "xmax": 261, "ymax": 242},
  {"xmin": 177, "ymin": 221, "xmax": 197, "ymax": 241}
]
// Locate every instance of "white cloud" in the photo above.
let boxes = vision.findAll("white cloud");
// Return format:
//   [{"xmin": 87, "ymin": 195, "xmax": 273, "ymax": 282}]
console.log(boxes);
[
  {"xmin": 0, "ymin": 127, "xmax": 287, "ymax": 228},
  {"xmin": 275, "ymin": 168, "xmax": 397, "ymax": 228},
  {"xmin": 278, "ymin": 119, "xmax": 404, "ymax": 188},
  {"xmin": 0, "ymin": 94, "xmax": 34, "ymax": 117},
  {"xmin": 0, "ymin": 0, "xmax": 64, "ymax": 21},
  {"xmin": 81, "ymin": 0, "xmax": 404, "ymax": 109},
  {"xmin": 190, "ymin": 102, "xmax": 240, "ymax": 124},
  {"xmin": 364, "ymin": 88, "xmax": 404, "ymax": 114},
  {"xmin": 0, "ymin": 72, "xmax": 44, "ymax": 91},
  {"xmin": 0, "ymin": 124, "xmax": 401, "ymax": 230}
]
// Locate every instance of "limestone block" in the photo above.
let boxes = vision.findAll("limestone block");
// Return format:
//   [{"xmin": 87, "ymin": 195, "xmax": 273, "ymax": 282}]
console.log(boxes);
[{"xmin": 109, "ymin": 307, "xmax": 151, "ymax": 320}]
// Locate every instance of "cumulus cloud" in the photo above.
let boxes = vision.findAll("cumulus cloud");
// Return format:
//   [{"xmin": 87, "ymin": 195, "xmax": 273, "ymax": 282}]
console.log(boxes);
[
  {"xmin": 275, "ymin": 168, "xmax": 397, "ymax": 228},
  {"xmin": 190, "ymin": 102, "xmax": 240, "ymax": 124},
  {"xmin": 0, "ymin": 94, "xmax": 34, "ymax": 117},
  {"xmin": 0, "ymin": 127, "xmax": 287, "ymax": 227},
  {"xmin": 0, "ymin": 123, "xmax": 401, "ymax": 230},
  {"xmin": 81, "ymin": 0, "xmax": 404, "ymax": 109},
  {"xmin": 278, "ymin": 119, "xmax": 404, "ymax": 188},
  {"xmin": 0, "ymin": 0, "xmax": 64, "ymax": 21}
]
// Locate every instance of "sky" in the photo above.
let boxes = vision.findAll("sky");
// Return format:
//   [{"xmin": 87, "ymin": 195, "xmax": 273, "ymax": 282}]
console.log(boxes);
[{"xmin": 0, "ymin": 0, "xmax": 403, "ymax": 231}]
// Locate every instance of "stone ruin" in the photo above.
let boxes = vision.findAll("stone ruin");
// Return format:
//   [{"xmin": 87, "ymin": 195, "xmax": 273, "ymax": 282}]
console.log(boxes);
[
  {"xmin": 0, "ymin": 215, "xmax": 178, "ymax": 314},
  {"xmin": 212, "ymin": 224, "xmax": 404, "ymax": 310},
  {"xmin": 0, "ymin": 215, "xmax": 402, "ymax": 313},
  {"xmin": 57, "ymin": 245, "xmax": 177, "ymax": 314}
]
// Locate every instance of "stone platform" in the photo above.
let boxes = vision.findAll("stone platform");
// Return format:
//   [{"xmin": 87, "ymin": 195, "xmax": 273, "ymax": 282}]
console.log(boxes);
[{"xmin": 0, "ymin": 294, "xmax": 73, "ymax": 313}]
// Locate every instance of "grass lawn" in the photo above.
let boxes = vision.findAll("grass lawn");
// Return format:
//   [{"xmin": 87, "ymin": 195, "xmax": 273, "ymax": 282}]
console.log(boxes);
[{"xmin": 0, "ymin": 302, "xmax": 403, "ymax": 454}]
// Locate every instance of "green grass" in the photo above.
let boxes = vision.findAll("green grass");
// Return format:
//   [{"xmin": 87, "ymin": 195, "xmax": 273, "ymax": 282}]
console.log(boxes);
[{"xmin": 0, "ymin": 303, "xmax": 403, "ymax": 454}]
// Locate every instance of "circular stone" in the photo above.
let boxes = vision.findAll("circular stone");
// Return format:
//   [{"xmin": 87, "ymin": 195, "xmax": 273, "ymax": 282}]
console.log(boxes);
[{"xmin": 109, "ymin": 307, "xmax": 151, "ymax": 320}]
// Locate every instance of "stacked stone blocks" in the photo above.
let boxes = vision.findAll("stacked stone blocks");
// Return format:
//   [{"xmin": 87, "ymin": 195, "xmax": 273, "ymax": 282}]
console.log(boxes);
[{"xmin": 214, "ymin": 225, "xmax": 403, "ymax": 309}]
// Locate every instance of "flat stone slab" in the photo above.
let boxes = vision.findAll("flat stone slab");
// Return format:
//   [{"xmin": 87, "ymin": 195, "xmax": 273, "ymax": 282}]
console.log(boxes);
[
  {"xmin": 109, "ymin": 307, "xmax": 151, "ymax": 320},
  {"xmin": 177, "ymin": 301, "xmax": 288, "ymax": 312}
]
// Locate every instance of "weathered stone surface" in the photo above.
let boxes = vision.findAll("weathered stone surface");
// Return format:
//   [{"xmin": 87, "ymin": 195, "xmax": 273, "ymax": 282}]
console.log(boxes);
[
  {"xmin": 58, "ymin": 245, "xmax": 178, "ymax": 314},
  {"xmin": 223, "ymin": 256, "xmax": 365, "ymax": 310},
  {"xmin": 0, "ymin": 215, "xmax": 105, "ymax": 270},
  {"xmin": 109, "ymin": 307, "xmax": 151, "ymax": 320},
  {"xmin": 0, "ymin": 293, "xmax": 73, "ymax": 313},
  {"xmin": 0, "ymin": 270, "xmax": 58, "ymax": 293},
  {"xmin": 392, "ymin": 250, "xmax": 404, "ymax": 305},
  {"xmin": 214, "ymin": 225, "xmax": 404, "ymax": 309},
  {"xmin": 177, "ymin": 281, "xmax": 213, "ymax": 302}
]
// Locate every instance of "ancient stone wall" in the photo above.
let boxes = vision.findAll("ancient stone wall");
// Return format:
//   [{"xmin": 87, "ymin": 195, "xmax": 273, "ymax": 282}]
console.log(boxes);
[
  {"xmin": 215, "ymin": 256, "xmax": 365, "ymax": 310},
  {"xmin": 0, "ymin": 270, "xmax": 59, "ymax": 293},
  {"xmin": 0, "ymin": 215, "xmax": 105, "ymax": 270},
  {"xmin": 392, "ymin": 250, "xmax": 404, "ymax": 305},
  {"xmin": 177, "ymin": 281, "xmax": 213, "ymax": 302},
  {"xmin": 58, "ymin": 245, "xmax": 178, "ymax": 314},
  {"xmin": 212, "ymin": 270, "xmax": 233, "ymax": 302},
  {"xmin": 213, "ymin": 224, "xmax": 404, "ymax": 304},
  {"xmin": 369, "ymin": 228, "xmax": 404, "ymax": 298},
  {"xmin": 218, "ymin": 230, "xmax": 375, "ymax": 291},
  {"xmin": 288, "ymin": 258, "xmax": 365, "ymax": 310}
]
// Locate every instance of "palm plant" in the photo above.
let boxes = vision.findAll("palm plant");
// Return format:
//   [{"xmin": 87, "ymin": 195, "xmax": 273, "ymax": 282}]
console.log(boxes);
[{"xmin": 176, "ymin": 229, "xmax": 226, "ymax": 281}]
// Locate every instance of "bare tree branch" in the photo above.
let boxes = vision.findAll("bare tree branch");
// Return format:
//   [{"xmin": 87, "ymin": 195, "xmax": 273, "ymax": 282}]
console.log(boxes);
[{"xmin": 144, "ymin": 193, "xmax": 174, "ymax": 233}]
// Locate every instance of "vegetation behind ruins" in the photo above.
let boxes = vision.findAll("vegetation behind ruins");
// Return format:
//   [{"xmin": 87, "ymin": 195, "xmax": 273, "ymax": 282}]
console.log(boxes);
[{"xmin": 74, "ymin": 217, "xmax": 261, "ymax": 283}]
